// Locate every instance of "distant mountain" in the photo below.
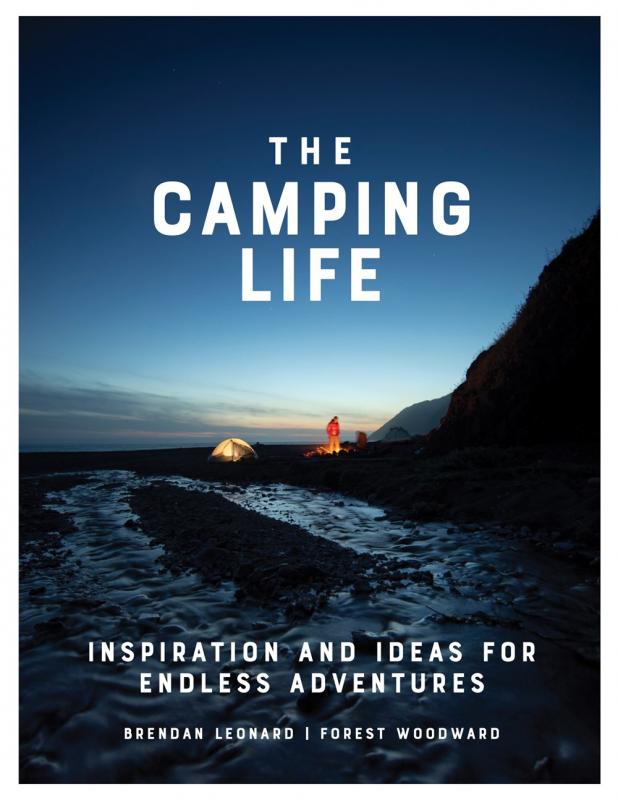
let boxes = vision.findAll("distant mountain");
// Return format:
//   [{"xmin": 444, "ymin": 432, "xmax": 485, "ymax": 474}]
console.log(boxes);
[
  {"xmin": 430, "ymin": 214, "xmax": 600, "ymax": 450},
  {"xmin": 369, "ymin": 394, "xmax": 451, "ymax": 441}
]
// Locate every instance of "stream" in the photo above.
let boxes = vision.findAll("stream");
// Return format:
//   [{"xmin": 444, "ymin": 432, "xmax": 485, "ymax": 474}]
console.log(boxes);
[{"xmin": 19, "ymin": 470, "xmax": 599, "ymax": 783}]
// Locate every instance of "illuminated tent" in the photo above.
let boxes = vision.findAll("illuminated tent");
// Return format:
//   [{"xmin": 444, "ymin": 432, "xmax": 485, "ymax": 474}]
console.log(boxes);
[{"xmin": 208, "ymin": 438, "xmax": 258, "ymax": 462}]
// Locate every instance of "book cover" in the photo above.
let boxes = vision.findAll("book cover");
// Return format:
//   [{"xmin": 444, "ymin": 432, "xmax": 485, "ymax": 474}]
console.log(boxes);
[{"xmin": 18, "ymin": 14, "xmax": 600, "ymax": 785}]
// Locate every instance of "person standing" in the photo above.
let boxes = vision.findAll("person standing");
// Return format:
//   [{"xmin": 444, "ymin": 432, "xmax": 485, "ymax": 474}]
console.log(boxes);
[{"xmin": 327, "ymin": 416, "xmax": 340, "ymax": 454}]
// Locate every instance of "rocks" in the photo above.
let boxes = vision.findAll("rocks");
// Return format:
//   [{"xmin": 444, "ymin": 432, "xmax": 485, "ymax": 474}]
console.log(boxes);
[
  {"xmin": 20, "ymin": 480, "xmax": 79, "ymax": 544},
  {"xmin": 409, "ymin": 570, "xmax": 434, "ymax": 586},
  {"xmin": 33, "ymin": 617, "xmax": 66, "ymax": 641},
  {"xmin": 322, "ymin": 469, "xmax": 341, "ymax": 490},
  {"xmin": 130, "ymin": 484, "xmax": 408, "ymax": 614},
  {"xmin": 352, "ymin": 578, "xmax": 371, "ymax": 596}
]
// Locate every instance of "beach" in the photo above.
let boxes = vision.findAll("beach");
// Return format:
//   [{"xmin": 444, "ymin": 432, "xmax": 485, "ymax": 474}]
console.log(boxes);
[{"xmin": 19, "ymin": 445, "xmax": 600, "ymax": 782}]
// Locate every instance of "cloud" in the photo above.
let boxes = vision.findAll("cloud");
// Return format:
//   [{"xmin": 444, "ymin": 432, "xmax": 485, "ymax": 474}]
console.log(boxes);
[{"xmin": 19, "ymin": 377, "xmax": 380, "ymax": 447}]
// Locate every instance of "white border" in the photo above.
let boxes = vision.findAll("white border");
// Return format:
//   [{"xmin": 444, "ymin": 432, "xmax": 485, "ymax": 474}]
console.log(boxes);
[{"xmin": 2, "ymin": 2, "xmax": 615, "ymax": 797}]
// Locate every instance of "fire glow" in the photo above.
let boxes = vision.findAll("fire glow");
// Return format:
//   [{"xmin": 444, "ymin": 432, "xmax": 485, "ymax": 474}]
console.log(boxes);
[{"xmin": 303, "ymin": 443, "xmax": 356, "ymax": 458}]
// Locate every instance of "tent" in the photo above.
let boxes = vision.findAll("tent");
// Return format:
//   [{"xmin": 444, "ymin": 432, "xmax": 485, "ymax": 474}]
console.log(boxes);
[
  {"xmin": 209, "ymin": 438, "xmax": 258, "ymax": 462},
  {"xmin": 381, "ymin": 426, "xmax": 412, "ymax": 442}
]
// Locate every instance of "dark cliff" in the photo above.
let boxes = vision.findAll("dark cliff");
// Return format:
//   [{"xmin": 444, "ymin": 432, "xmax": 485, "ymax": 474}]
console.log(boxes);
[{"xmin": 431, "ymin": 214, "xmax": 600, "ymax": 450}]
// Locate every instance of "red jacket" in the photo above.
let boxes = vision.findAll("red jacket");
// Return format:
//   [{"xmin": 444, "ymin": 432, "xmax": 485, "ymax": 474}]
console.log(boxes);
[{"xmin": 327, "ymin": 420, "xmax": 340, "ymax": 437}]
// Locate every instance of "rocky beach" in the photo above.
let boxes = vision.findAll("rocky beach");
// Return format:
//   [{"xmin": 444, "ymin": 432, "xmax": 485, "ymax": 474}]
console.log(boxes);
[{"xmin": 19, "ymin": 447, "xmax": 600, "ymax": 783}]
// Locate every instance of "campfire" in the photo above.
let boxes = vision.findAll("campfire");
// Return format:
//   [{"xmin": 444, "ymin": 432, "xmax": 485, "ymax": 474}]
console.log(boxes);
[
  {"xmin": 303, "ymin": 443, "xmax": 357, "ymax": 458},
  {"xmin": 303, "ymin": 428, "xmax": 367, "ymax": 458}
]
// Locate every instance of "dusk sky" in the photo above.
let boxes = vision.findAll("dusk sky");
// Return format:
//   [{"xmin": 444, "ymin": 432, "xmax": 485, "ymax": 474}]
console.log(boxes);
[{"xmin": 20, "ymin": 17, "xmax": 599, "ymax": 448}]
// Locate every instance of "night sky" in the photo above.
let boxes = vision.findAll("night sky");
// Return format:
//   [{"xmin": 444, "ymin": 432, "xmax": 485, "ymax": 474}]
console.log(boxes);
[{"xmin": 20, "ymin": 17, "xmax": 600, "ymax": 448}]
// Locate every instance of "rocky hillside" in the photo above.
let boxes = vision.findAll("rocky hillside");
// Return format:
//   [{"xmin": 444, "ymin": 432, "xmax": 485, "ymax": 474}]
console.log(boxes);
[
  {"xmin": 370, "ymin": 394, "xmax": 451, "ymax": 441},
  {"xmin": 430, "ymin": 214, "xmax": 600, "ymax": 449}
]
